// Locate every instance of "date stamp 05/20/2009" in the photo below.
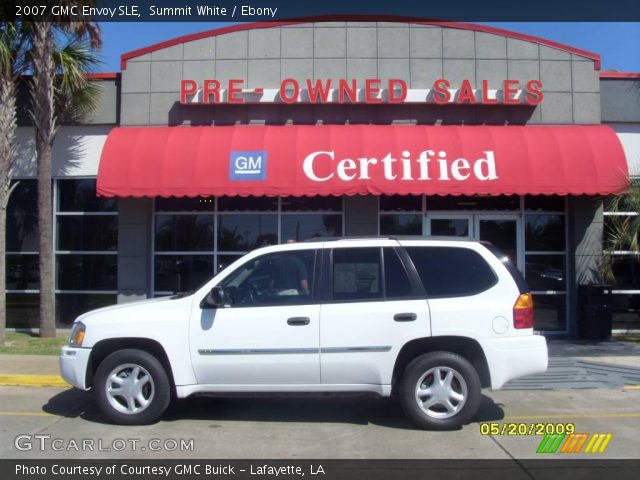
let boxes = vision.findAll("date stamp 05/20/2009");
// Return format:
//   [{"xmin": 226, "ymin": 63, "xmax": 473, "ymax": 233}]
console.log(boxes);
[
  {"xmin": 480, "ymin": 422, "xmax": 576, "ymax": 436},
  {"xmin": 479, "ymin": 423, "xmax": 614, "ymax": 454}
]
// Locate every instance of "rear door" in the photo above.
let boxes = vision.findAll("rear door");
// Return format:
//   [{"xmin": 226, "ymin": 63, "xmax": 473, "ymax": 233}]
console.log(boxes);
[{"xmin": 319, "ymin": 243, "xmax": 430, "ymax": 386}]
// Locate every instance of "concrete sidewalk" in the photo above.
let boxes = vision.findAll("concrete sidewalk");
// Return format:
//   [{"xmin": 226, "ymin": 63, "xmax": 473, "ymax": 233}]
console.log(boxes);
[{"xmin": 0, "ymin": 339, "xmax": 640, "ymax": 388}]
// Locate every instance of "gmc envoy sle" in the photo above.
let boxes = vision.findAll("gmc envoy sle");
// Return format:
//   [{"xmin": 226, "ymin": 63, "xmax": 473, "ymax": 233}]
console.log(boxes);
[{"xmin": 60, "ymin": 238, "xmax": 548, "ymax": 429}]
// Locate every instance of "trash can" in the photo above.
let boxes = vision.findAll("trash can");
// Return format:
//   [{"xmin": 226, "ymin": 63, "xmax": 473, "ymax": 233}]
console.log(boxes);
[{"xmin": 578, "ymin": 284, "xmax": 613, "ymax": 340}]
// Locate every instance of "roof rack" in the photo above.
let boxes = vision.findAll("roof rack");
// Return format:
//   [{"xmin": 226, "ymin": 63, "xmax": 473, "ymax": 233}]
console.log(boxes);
[{"xmin": 300, "ymin": 235, "xmax": 473, "ymax": 243}]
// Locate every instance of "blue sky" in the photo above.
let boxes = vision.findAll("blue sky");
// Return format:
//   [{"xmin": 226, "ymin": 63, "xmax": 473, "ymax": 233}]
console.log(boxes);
[{"xmin": 97, "ymin": 22, "xmax": 640, "ymax": 72}]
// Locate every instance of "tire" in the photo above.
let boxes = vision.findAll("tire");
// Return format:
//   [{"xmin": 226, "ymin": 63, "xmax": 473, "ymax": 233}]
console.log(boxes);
[
  {"xmin": 398, "ymin": 351, "xmax": 481, "ymax": 430},
  {"xmin": 94, "ymin": 349, "xmax": 171, "ymax": 425}
]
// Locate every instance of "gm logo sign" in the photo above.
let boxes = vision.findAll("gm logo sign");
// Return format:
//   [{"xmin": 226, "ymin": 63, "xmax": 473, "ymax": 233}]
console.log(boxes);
[{"xmin": 229, "ymin": 151, "xmax": 267, "ymax": 181}]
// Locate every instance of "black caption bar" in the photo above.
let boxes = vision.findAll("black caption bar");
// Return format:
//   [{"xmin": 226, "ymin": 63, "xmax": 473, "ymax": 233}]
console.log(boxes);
[
  {"xmin": 3, "ymin": 0, "xmax": 640, "ymax": 21},
  {"xmin": 2, "ymin": 460, "xmax": 640, "ymax": 480}
]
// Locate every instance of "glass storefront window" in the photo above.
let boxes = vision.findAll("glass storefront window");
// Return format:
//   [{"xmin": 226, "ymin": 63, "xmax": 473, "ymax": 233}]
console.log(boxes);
[
  {"xmin": 153, "ymin": 197, "xmax": 344, "ymax": 295},
  {"xmin": 6, "ymin": 254, "xmax": 39, "ymax": 290},
  {"xmin": 154, "ymin": 255, "xmax": 214, "ymax": 293},
  {"xmin": 217, "ymin": 214, "xmax": 278, "ymax": 251},
  {"xmin": 612, "ymin": 293, "xmax": 640, "ymax": 330},
  {"xmin": 380, "ymin": 214, "xmax": 422, "ymax": 235},
  {"xmin": 525, "ymin": 195, "xmax": 565, "ymax": 212},
  {"xmin": 58, "ymin": 179, "xmax": 117, "ymax": 212},
  {"xmin": 525, "ymin": 215, "xmax": 565, "ymax": 251},
  {"xmin": 57, "ymin": 216, "xmax": 118, "ymax": 251},
  {"xmin": 56, "ymin": 293, "xmax": 117, "ymax": 326},
  {"xmin": 5, "ymin": 179, "xmax": 120, "ymax": 328},
  {"xmin": 6, "ymin": 293, "xmax": 39, "ymax": 329},
  {"xmin": 429, "ymin": 218, "xmax": 469, "ymax": 237},
  {"xmin": 56, "ymin": 254, "xmax": 118, "ymax": 291},
  {"xmin": 603, "ymin": 204, "xmax": 638, "ymax": 330},
  {"xmin": 54, "ymin": 179, "xmax": 119, "ymax": 326},
  {"xmin": 155, "ymin": 215, "xmax": 214, "ymax": 251},
  {"xmin": 7, "ymin": 180, "xmax": 38, "ymax": 252},
  {"xmin": 380, "ymin": 195, "xmax": 422, "ymax": 212},
  {"xmin": 281, "ymin": 214, "xmax": 342, "ymax": 241},
  {"xmin": 610, "ymin": 255, "xmax": 640, "ymax": 290},
  {"xmin": 525, "ymin": 255, "xmax": 566, "ymax": 292}
]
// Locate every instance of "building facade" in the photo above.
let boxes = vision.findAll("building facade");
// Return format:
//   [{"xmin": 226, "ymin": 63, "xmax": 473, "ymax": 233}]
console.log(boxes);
[{"xmin": 7, "ymin": 20, "xmax": 640, "ymax": 335}]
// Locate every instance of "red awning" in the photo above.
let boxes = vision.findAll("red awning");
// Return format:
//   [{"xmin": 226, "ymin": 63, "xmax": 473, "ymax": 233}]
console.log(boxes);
[{"xmin": 97, "ymin": 125, "xmax": 628, "ymax": 197}]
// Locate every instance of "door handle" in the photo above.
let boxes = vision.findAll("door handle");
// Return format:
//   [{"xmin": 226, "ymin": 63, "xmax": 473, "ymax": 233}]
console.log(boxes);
[
  {"xmin": 394, "ymin": 313, "xmax": 417, "ymax": 322},
  {"xmin": 287, "ymin": 317, "xmax": 310, "ymax": 326}
]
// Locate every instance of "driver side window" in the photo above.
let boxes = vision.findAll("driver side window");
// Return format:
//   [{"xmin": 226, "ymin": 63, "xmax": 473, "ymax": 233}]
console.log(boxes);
[{"xmin": 219, "ymin": 249, "xmax": 316, "ymax": 307}]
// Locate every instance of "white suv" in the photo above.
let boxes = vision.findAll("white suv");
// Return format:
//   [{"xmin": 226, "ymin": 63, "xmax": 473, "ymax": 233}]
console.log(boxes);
[{"xmin": 60, "ymin": 238, "xmax": 547, "ymax": 429}]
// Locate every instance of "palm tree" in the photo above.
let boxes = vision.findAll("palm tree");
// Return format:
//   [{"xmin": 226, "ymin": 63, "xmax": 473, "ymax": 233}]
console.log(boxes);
[{"xmin": 29, "ymin": 15, "xmax": 101, "ymax": 337}]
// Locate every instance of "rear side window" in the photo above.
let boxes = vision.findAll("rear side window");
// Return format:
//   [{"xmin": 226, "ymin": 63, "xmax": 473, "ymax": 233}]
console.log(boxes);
[
  {"xmin": 332, "ymin": 248, "xmax": 382, "ymax": 301},
  {"xmin": 482, "ymin": 243, "xmax": 529, "ymax": 294},
  {"xmin": 406, "ymin": 246, "xmax": 497, "ymax": 298}
]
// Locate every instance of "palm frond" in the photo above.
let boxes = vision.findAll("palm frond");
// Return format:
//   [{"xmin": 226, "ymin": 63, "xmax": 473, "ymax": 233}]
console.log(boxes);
[
  {"xmin": 52, "ymin": 38, "xmax": 103, "ymax": 122},
  {"xmin": 0, "ymin": 20, "xmax": 26, "ymax": 77}
]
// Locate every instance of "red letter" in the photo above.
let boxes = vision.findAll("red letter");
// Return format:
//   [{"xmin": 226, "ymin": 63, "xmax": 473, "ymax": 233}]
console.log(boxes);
[
  {"xmin": 227, "ymin": 79, "xmax": 244, "ymax": 104},
  {"xmin": 365, "ymin": 79, "xmax": 382, "ymax": 104},
  {"xmin": 502, "ymin": 80, "xmax": 520, "ymax": 105},
  {"xmin": 525, "ymin": 80, "xmax": 544, "ymax": 105},
  {"xmin": 306, "ymin": 79, "xmax": 332, "ymax": 103},
  {"xmin": 388, "ymin": 79, "xmax": 407, "ymax": 104},
  {"xmin": 180, "ymin": 80, "xmax": 197, "ymax": 104},
  {"xmin": 280, "ymin": 78, "xmax": 299, "ymax": 104},
  {"xmin": 432, "ymin": 79, "xmax": 451, "ymax": 104},
  {"xmin": 481, "ymin": 80, "xmax": 498, "ymax": 104},
  {"xmin": 338, "ymin": 79, "xmax": 357, "ymax": 103},
  {"xmin": 456, "ymin": 80, "xmax": 476, "ymax": 104},
  {"xmin": 203, "ymin": 79, "xmax": 221, "ymax": 103}
]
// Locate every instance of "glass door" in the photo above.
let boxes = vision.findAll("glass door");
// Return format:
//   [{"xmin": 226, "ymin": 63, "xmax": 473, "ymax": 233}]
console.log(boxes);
[{"xmin": 474, "ymin": 215, "xmax": 523, "ymax": 271}]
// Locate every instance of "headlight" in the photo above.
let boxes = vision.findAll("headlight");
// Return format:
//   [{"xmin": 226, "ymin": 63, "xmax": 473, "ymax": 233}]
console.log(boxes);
[{"xmin": 68, "ymin": 322, "xmax": 86, "ymax": 347}]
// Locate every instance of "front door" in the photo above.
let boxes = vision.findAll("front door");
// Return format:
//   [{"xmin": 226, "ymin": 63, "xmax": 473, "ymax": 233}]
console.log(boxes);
[{"xmin": 189, "ymin": 249, "xmax": 320, "ymax": 385}]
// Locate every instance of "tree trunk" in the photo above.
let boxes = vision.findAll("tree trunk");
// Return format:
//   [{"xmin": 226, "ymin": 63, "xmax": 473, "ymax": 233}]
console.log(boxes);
[
  {"xmin": 31, "ymin": 22, "xmax": 57, "ymax": 338},
  {"xmin": 0, "ymin": 68, "xmax": 18, "ymax": 345}
]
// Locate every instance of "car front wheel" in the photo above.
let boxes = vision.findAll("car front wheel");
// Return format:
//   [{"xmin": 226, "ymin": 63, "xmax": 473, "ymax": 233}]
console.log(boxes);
[
  {"xmin": 399, "ymin": 351, "xmax": 481, "ymax": 430},
  {"xmin": 94, "ymin": 349, "xmax": 171, "ymax": 425}
]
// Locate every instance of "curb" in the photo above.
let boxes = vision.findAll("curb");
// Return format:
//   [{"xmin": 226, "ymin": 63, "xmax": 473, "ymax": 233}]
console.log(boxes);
[{"xmin": 0, "ymin": 375, "xmax": 69, "ymax": 388}]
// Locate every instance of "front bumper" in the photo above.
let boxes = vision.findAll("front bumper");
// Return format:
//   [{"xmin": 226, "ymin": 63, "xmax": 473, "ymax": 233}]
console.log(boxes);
[
  {"xmin": 59, "ymin": 346, "xmax": 92, "ymax": 390},
  {"xmin": 480, "ymin": 334, "xmax": 548, "ymax": 390}
]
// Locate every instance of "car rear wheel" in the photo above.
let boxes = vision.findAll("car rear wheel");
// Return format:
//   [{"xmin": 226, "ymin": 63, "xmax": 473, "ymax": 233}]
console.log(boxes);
[
  {"xmin": 399, "ymin": 351, "xmax": 481, "ymax": 430},
  {"xmin": 94, "ymin": 349, "xmax": 171, "ymax": 425}
]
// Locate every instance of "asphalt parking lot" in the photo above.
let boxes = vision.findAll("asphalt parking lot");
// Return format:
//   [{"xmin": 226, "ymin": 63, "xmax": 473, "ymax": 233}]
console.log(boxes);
[{"xmin": 1, "ymin": 384, "xmax": 638, "ymax": 459}]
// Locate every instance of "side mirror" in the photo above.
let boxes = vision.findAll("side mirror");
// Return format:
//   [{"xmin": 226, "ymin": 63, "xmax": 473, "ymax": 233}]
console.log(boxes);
[{"xmin": 200, "ymin": 286, "xmax": 226, "ymax": 309}]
